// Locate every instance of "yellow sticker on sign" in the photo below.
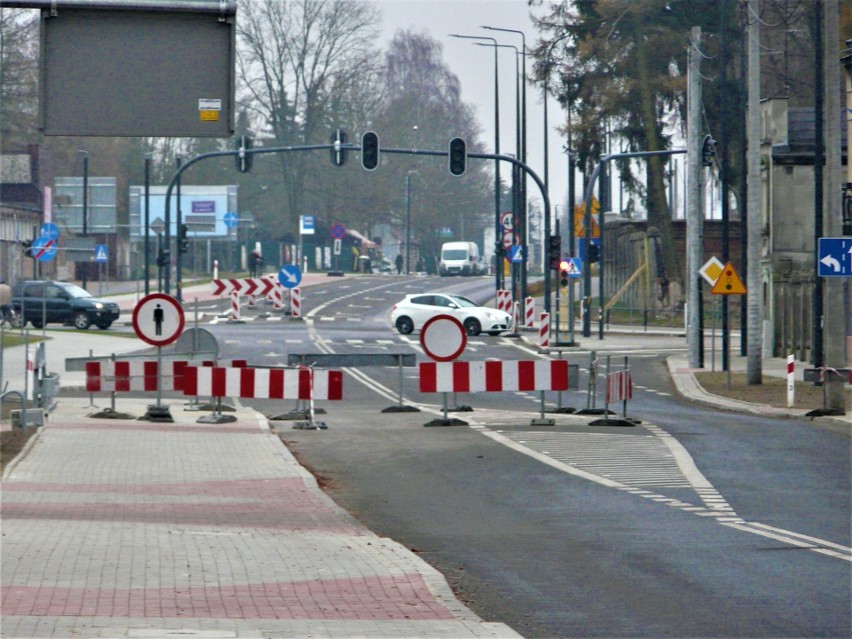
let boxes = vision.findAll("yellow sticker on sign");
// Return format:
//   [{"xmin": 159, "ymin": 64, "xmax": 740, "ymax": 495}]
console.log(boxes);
[
  {"xmin": 711, "ymin": 261, "xmax": 747, "ymax": 295},
  {"xmin": 199, "ymin": 110, "xmax": 220, "ymax": 122}
]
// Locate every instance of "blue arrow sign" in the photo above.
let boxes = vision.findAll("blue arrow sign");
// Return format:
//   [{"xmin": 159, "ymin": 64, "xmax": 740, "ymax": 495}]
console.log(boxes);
[
  {"xmin": 818, "ymin": 237, "xmax": 852, "ymax": 277},
  {"xmin": 223, "ymin": 211, "xmax": 238, "ymax": 228},
  {"xmin": 278, "ymin": 264, "xmax": 302, "ymax": 289}
]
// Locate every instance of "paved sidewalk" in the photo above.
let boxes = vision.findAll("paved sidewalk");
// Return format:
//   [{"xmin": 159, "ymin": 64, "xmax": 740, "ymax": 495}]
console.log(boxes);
[{"xmin": 1, "ymin": 397, "xmax": 522, "ymax": 639}]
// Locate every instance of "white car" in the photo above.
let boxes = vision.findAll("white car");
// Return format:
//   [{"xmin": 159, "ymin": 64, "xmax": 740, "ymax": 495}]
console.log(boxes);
[{"xmin": 390, "ymin": 293, "xmax": 513, "ymax": 336}]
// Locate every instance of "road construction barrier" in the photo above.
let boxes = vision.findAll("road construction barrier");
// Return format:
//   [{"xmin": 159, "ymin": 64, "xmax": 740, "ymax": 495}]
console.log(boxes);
[
  {"xmin": 497, "ymin": 289, "xmax": 511, "ymax": 313},
  {"xmin": 524, "ymin": 296, "xmax": 535, "ymax": 328},
  {"xmin": 419, "ymin": 359, "xmax": 569, "ymax": 393},
  {"xmin": 606, "ymin": 369, "xmax": 633, "ymax": 404},
  {"xmin": 290, "ymin": 287, "xmax": 302, "ymax": 318},
  {"xmin": 539, "ymin": 312, "xmax": 550, "ymax": 349},
  {"xmin": 182, "ymin": 365, "xmax": 342, "ymax": 400},
  {"xmin": 85, "ymin": 359, "xmax": 248, "ymax": 393},
  {"xmin": 229, "ymin": 290, "xmax": 241, "ymax": 321}
]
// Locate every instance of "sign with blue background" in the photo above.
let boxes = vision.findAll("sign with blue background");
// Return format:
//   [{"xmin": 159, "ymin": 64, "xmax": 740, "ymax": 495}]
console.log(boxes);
[
  {"xmin": 278, "ymin": 264, "xmax": 302, "ymax": 289},
  {"xmin": 818, "ymin": 237, "xmax": 851, "ymax": 277}
]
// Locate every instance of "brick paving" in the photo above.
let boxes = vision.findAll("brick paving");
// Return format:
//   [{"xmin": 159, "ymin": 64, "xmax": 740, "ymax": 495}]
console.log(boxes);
[{"xmin": 1, "ymin": 400, "xmax": 521, "ymax": 638}]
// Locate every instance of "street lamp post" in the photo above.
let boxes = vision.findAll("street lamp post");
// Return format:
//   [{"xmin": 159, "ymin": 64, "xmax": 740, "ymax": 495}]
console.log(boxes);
[
  {"xmin": 405, "ymin": 171, "xmax": 415, "ymax": 274},
  {"xmin": 449, "ymin": 33, "xmax": 501, "ymax": 292},
  {"xmin": 483, "ymin": 26, "xmax": 528, "ymax": 300},
  {"xmin": 143, "ymin": 154, "xmax": 151, "ymax": 295}
]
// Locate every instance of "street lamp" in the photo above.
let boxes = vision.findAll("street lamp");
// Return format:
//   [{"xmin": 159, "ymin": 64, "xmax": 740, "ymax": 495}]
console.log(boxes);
[
  {"xmin": 150, "ymin": 216, "xmax": 165, "ymax": 292},
  {"xmin": 449, "ymin": 33, "xmax": 502, "ymax": 292},
  {"xmin": 405, "ymin": 170, "xmax": 417, "ymax": 274}
]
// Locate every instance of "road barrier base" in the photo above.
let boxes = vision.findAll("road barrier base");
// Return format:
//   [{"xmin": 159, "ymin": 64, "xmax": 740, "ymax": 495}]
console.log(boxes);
[
  {"xmin": 575, "ymin": 407, "xmax": 612, "ymax": 416},
  {"xmin": 141, "ymin": 405, "xmax": 173, "ymax": 423},
  {"xmin": 89, "ymin": 407, "xmax": 135, "ymax": 420},
  {"xmin": 588, "ymin": 417, "xmax": 639, "ymax": 427},
  {"xmin": 549, "ymin": 407, "xmax": 577, "ymax": 414},
  {"xmin": 197, "ymin": 412, "xmax": 237, "ymax": 424},
  {"xmin": 424, "ymin": 417, "xmax": 468, "ymax": 427},
  {"xmin": 269, "ymin": 408, "xmax": 327, "ymax": 420},
  {"xmin": 293, "ymin": 420, "xmax": 328, "ymax": 430},
  {"xmin": 381, "ymin": 405, "xmax": 421, "ymax": 413},
  {"xmin": 530, "ymin": 417, "xmax": 556, "ymax": 426}
]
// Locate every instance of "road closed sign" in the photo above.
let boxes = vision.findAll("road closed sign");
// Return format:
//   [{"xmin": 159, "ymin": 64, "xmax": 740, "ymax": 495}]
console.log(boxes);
[{"xmin": 420, "ymin": 314, "xmax": 467, "ymax": 362}]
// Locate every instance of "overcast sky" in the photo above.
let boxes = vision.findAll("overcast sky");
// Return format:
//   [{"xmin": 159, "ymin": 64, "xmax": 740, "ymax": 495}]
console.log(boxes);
[{"xmin": 374, "ymin": 0, "xmax": 573, "ymax": 219}]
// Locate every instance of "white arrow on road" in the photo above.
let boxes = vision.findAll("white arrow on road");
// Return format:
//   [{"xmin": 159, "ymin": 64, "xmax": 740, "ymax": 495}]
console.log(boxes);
[{"xmin": 820, "ymin": 254, "xmax": 841, "ymax": 272}]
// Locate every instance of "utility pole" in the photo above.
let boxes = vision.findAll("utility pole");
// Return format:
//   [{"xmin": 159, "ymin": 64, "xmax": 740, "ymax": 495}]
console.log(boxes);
[
  {"xmin": 686, "ymin": 27, "xmax": 703, "ymax": 369},
  {"xmin": 746, "ymin": 0, "xmax": 763, "ymax": 384},
  {"xmin": 823, "ymin": 0, "xmax": 846, "ymax": 412}
]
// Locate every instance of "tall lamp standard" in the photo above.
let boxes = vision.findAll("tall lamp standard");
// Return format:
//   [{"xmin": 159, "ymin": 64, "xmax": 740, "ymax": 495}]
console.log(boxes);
[
  {"xmin": 449, "ymin": 33, "xmax": 502, "ymax": 292},
  {"xmin": 405, "ymin": 170, "xmax": 417, "ymax": 274},
  {"xmin": 476, "ymin": 41, "xmax": 523, "ymax": 300},
  {"xmin": 143, "ymin": 153, "xmax": 152, "ymax": 295},
  {"xmin": 483, "ymin": 26, "xmax": 528, "ymax": 300}
]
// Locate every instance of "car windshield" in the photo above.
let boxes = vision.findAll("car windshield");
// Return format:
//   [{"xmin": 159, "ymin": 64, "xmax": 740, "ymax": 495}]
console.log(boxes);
[
  {"xmin": 58, "ymin": 283, "xmax": 92, "ymax": 299},
  {"xmin": 446, "ymin": 295, "xmax": 478, "ymax": 308},
  {"xmin": 442, "ymin": 249, "xmax": 468, "ymax": 260}
]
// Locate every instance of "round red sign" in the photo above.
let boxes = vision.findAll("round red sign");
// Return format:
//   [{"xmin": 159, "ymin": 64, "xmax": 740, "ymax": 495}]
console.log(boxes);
[{"xmin": 420, "ymin": 314, "xmax": 467, "ymax": 362}]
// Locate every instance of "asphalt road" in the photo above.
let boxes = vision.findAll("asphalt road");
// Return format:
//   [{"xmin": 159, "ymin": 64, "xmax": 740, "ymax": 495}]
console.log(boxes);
[{"xmin": 200, "ymin": 274, "xmax": 850, "ymax": 638}]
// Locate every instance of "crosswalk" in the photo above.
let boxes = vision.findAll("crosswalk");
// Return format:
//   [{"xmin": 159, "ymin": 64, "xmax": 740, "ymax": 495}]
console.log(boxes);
[{"xmin": 500, "ymin": 431, "xmax": 694, "ymax": 488}]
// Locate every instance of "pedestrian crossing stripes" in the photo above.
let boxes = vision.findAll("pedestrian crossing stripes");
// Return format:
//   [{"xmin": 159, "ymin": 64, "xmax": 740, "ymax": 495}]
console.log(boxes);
[{"xmin": 502, "ymin": 431, "xmax": 694, "ymax": 488}]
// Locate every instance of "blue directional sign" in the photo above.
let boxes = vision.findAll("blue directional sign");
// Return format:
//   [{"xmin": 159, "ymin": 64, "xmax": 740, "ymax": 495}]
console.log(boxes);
[
  {"xmin": 278, "ymin": 264, "xmax": 302, "ymax": 289},
  {"xmin": 40, "ymin": 222, "xmax": 59, "ymax": 241},
  {"xmin": 32, "ymin": 236, "xmax": 57, "ymax": 262},
  {"xmin": 223, "ymin": 211, "xmax": 238, "ymax": 228},
  {"xmin": 818, "ymin": 237, "xmax": 852, "ymax": 277},
  {"xmin": 94, "ymin": 244, "xmax": 109, "ymax": 263},
  {"xmin": 508, "ymin": 245, "xmax": 527, "ymax": 263}
]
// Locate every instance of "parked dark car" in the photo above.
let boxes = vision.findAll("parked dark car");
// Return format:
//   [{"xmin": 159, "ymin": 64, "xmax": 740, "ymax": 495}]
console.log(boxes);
[{"xmin": 12, "ymin": 280, "xmax": 121, "ymax": 330}]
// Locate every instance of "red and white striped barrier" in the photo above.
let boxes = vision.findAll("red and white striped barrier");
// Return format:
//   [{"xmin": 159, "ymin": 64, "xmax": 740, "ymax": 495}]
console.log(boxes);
[
  {"xmin": 229, "ymin": 290, "xmax": 240, "ymax": 321},
  {"xmin": 290, "ymin": 287, "xmax": 301, "ymax": 318},
  {"xmin": 539, "ymin": 312, "xmax": 550, "ymax": 349},
  {"xmin": 419, "ymin": 359, "xmax": 569, "ymax": 393},
  {"xmin": 605, "ymin": 369, "xmax": 633, "ymax": 404},
  {"xmin": 496, "ymin": 289, "xmax": 511, "ymax": 313},
  {"xmin": 182, "ymin": 366, "xmax": 342, "ymax": 400},
  {"xmin": 524, "ymin": 297, "xmax": 535, "ymax": 328},
  {"xmin": 86, "ymin": 359, "xmax": 248, "ymax": 393}
]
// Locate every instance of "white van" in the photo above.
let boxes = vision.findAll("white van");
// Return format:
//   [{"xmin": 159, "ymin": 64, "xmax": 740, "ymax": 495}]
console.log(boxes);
[{"xmin": 439, "ymin": 241, "xmax": 482, "ymax": 276}]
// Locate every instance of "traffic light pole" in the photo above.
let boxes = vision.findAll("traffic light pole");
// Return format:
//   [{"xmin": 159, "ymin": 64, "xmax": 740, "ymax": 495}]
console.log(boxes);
[{"xmin": 160, "ymin": 142, "xmax": 551, "ymax": 311}]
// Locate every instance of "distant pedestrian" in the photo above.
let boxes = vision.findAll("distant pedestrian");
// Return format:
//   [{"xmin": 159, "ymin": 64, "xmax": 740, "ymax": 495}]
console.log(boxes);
[
  {"xmin": 248, "ymin": 249, "xmax": 262, "ymax": 278},
  {"xmin": 395, "ymin": 253, "xmax": 404, "ymax": 274}
]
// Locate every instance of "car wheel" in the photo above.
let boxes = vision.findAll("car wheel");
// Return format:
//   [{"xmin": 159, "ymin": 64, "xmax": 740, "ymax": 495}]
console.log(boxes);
[
  {"xmin": 463, "ymin": 318, "xmax": 481, "ymax": 336},
  {"xmin": 487, "ymin": 330, "xmax": 501, "ymax": 336},
  {"xmin": 10, "ymin": 314, "xmax": 23, "ymax": 329},
  {"xmin": 73, "ymin": 311, "xmax": 92, "ymax": 330},
  {"xmin": 96, "ymin": 321, "xmax": 112, "ymax": 330},
  {"xmin": 395, "ymin": 316, "xmax": 414, "ymax": 335},
  {"xmin": 30, "ymin": 319, "xmax": 44, "ymax": 329}
]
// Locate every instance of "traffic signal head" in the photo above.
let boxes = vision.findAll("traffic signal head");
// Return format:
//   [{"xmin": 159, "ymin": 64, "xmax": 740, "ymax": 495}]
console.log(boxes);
[
  {"xmin": 448, "ymin": 137, "xmax": 467, "ymax": 176},
  {"xmin": 548, "ymin": 234, "xmax": 561, "ymax": 269},
  {"xmin": 701, "ymin": 134, "xmax": 716, "ymax": 167},
  {"xmin": 236, "ymin": 135, "xmax": 253, "ymax": 173},
  {"xmin": 179, "ymin": 223, "xmax": 190, "ymax": 254},
  {"xmin": 21, "ymin": 239, "xmax": 34, "ymax": 258},
  {"xmin": 330, "ymin": 127, "xmax": 348, "ymax": 167},
  {"xmin": 361, "ymin": 131, "xmax": 380, "ymax": 170},
  {"xmin": 588, "ymin": 243, "xmax": 600, "ymax": 263},
  {"xmin": 559, "ymin": 258, "xmax": 570, "ymax": 287}
]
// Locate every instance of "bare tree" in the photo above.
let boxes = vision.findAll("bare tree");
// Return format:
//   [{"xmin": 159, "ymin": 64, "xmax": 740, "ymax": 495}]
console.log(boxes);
[
  {"xmin": 0, "ymin": 8, "xmax": 39, "ymax": 148},
  {"xmin": 236, "ymin": 0, "xmax": 382, "ymax": 237}
]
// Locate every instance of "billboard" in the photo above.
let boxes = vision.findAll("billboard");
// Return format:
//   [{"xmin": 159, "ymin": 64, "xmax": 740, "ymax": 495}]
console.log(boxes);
[{"xmin": 128, "ymin": 185, "xmax": 238, "ymax": 241}]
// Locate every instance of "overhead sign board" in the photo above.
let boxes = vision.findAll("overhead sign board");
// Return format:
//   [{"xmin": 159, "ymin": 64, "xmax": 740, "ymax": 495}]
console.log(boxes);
[
  {"xmin": 817, "ymin": 237, "xmax": 851, "ymax": 277},
  {"xmin": 40, "ymin": 5, "xmax": 235, "ymax": 137}
]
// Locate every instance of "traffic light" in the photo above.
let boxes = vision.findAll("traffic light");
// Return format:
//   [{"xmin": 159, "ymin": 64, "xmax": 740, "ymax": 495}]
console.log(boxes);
[
  {"xmin": 448, "ymin": 137, "xmax": 467, "ymax": 176},
  {"xmin": 179, "ymin": 223, "xmax": 190, "ymax": 254},
  {"xmin": 361, "ymin": 131, "xmax": 380, "ymax": 170},
  {"xmin": 236, "ymin": 135, "xmax": 253, "ymax": 173},
  {"xmin": 559, "ymin": 258, "xmax": 570, "ymax": 287},
  {"xmin": 330, "ymin": 127, "xmax": 348, "ymax": 167},
  {"xmin": 21, "ymin": 239, "xmax": 34, "ymax": 258},
  {"xmin": 548, "ymin": 234, "xmax": 561, "ymax": 270},
  {"xmin": 701, "ymin": 134, "xmax": 716, "ymax": 167},
  {"xmin": 588, "ymin": 243, "xmax": 600, "ymax": 263}
]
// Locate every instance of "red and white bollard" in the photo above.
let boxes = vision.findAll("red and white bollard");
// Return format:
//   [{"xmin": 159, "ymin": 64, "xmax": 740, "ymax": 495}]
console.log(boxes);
[
  {"xmin": 213, "ymin": 259, "xmax": 219, "ymax": 281},
  {"xmin": 524, "ymin": 296, "xmax": 535, "ymax": 328},
  {"xmin": 512, "ymin": 300, "xmax": 521, "ymax": 335},
  {"xmin": 229, "ymin": 290, "xmax": 241, "ymax": 321},
  {"xmin": 497, "ymin": 289, "xmax": 511, "ymax": 313},
  {"xmin": 787, "ymin": 354, "xmax": 795, "ymax": 408},
  {"xmin": 290, "ymin": 287, "xmax": 301, "ymax": 319},
  {"xmin": 539, "ymin": 312, "xmax": 550, "ymax": 349}
]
